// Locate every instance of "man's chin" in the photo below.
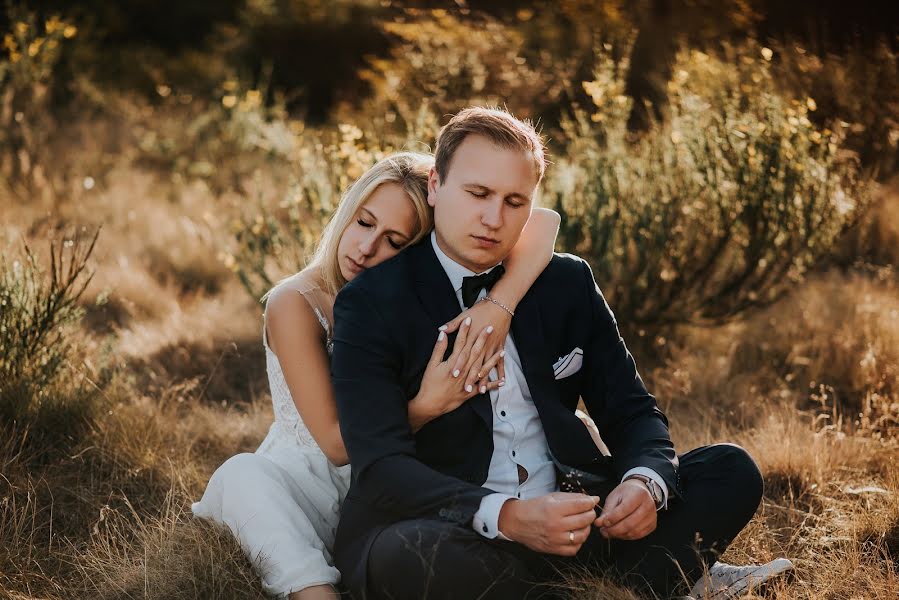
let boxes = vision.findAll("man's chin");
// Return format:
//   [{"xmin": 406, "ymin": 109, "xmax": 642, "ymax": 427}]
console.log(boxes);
[{"xmin": 463, "ymin": 248, "xmax": 507, "ymax": 271}]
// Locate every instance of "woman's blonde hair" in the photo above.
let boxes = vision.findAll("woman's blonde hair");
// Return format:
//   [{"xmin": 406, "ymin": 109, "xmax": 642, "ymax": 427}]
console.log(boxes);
[{"xmin": 308, "ymin": 151, "xmax": 434, "ymax": 297}]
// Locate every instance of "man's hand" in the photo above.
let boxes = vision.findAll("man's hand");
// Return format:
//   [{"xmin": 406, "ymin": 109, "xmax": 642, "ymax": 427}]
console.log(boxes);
[
  {"xmin": 498, "ymin": 492, "xmax": 599, "ymax": 556},
  {"xmin": 593, "ymin": 479, "xmax": 657, "ymax": 540}
]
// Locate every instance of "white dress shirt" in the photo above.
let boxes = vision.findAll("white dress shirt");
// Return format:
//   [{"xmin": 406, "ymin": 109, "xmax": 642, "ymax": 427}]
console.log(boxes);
[{"xmin": 429, "ymin": 233, "xmax": 668, "ymax": 541}]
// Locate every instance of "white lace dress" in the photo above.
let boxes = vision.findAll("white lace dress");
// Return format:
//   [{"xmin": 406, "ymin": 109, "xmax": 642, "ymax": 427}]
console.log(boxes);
[{"xmin": 192, "ymin": 287, "xmax": 351, "ymax": 596}]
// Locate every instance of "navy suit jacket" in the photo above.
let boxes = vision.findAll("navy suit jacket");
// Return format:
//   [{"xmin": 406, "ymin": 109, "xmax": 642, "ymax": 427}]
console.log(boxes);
[{"xmin": 331, "ymin": 237, "xmax": 679, "ymax": 589}]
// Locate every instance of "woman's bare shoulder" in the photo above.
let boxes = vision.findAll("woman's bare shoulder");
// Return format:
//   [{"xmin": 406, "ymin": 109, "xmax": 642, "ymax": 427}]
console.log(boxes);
[{"xmin": 264, "ymin": 270, "xmax": 331, "ymax": 346}]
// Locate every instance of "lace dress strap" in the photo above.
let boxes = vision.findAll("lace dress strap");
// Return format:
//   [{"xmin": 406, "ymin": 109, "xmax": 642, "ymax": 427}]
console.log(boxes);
[
  {"xmin": 263, "ymin": 274, "xmax": 334, "ymax": 353},
  {"xmin": 298, "ymin": 288, "xmax": 334, "ymax": 355}
]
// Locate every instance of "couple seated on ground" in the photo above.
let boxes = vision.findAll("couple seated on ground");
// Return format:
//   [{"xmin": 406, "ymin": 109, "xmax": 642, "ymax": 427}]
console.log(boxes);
[{"xmin": 193, "ymin": 107, "xmax": 793, "ymax": 600}]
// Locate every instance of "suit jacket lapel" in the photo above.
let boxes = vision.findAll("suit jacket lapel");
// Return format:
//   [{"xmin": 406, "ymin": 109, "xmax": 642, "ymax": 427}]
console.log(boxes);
[
  {"xmin": 410, "ymin": 239, "xmax": 461, "ymax": 328},
  {"xmin": 409, "ymin": 240, "xmax": 493, "ymax": 429},
  {"xmin": 510, "ymin": 291, "xmax": 570, "ymax": 453},
  {"xmin": 510, "ymin": 292, "xmax": 556, "ymax": 410}
]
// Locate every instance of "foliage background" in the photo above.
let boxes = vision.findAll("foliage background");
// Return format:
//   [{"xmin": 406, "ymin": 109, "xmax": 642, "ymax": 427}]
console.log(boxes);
[{"xmin": 1, "ymin": 1, "xmax": 898, "ymax": 598}]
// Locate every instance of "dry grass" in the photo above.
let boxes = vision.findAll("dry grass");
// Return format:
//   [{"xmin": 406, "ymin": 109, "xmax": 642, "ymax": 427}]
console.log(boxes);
[
  {"xmin": 568, "ymin": 408, "xmax": 899, "ymax": 599},
  {"xmin": 1, "ymin": 21, "xmax": 897, "ymax": 598},
  {"xmin": 76, "ymin": 484, "xmax": 268, "ymax": 600},
  {"xmin": 3, "ymin": 162, "xmax": 896, "ymax": 599},
  {"xmin": 647, "ymin": 255, "xmax": 899, "ymax": 439}
]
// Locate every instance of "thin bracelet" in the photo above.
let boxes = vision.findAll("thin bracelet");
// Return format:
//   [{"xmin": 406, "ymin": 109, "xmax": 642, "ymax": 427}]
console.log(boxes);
[{"xmin": 480, "ymin": 295, "xmax": 515, "ymax": 317}]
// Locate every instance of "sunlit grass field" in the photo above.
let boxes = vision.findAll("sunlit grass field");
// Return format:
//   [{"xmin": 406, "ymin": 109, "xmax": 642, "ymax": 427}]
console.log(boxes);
[{"xmin": 2, "ymin": 3, "xmax": 898, "ymax": 598}]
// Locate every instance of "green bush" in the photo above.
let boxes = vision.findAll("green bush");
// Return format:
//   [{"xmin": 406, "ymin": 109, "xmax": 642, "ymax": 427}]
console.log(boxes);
[
  {"xmin": 549, "ymin": 42, "xmax": 869, "ymax": 326},
  {"xmin": 0, "ymin": 230, "xmax": 98, "ymax": 434}
]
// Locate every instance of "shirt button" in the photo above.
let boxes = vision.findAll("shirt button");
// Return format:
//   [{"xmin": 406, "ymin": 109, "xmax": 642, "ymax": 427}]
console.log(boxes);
[
  {"xmin": 482, "ymin": 524, "xmax": 489, "ymax": 533},
  {"xmin": 512, "ymin": 450, "xmax": 516, "ymax": 457},
  {"xmin": 500, "ymin": 410, "xmax": 506, "ymax": 417}
]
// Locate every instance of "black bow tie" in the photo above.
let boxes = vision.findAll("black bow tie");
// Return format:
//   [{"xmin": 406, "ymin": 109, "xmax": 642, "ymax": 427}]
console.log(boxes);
[{"xmin": 461, "ymin": 265, "xmax": 505, "ymax": 308}]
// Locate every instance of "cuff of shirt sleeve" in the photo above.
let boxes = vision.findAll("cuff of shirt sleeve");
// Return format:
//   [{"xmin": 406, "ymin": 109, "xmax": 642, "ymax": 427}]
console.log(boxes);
[
  {"xmin": 472, "ymin": 493, "xmax": 516, "ymax": 540},
  {"xmin": 622, "ymin": 467, "xmax": 669, "ymax": 510}
]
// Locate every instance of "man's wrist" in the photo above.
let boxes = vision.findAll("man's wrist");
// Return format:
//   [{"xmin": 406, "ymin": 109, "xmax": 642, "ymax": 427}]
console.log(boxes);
[
  {"xmin": 624, "ymin": 474, "xmax": 664, "ymax": 510},
  {"xmin": 496, "ymin": 498, "xmax": 519, "ymax": 540},
  {"xmin": 622, "ymin": 467, "xmax": 669, "ymax": 510}
]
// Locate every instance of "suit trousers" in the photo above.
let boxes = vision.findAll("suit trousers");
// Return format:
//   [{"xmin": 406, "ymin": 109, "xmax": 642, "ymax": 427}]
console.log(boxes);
[{"xmin": 360, "ymin": 443, "xmax": 763, "ymax": 600}]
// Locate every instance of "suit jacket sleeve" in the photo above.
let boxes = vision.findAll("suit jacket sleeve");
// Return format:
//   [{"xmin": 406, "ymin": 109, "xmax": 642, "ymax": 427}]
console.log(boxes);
[
  {"xmin": 331, "ymin": 282, "xmax": 492, "ymax": 524},
  {"xmin": 577, "ymin": 260, "xmax": 680, "ymax": 497}
]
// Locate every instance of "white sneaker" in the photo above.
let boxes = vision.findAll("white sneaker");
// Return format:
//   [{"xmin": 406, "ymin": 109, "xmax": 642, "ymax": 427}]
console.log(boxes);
[{"xmin": 688, "ymin": 559, "xmax": 794, "ymax": 600}]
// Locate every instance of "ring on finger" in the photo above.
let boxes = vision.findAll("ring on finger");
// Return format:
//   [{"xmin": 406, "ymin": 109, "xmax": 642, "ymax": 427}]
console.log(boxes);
[{"xmin": 568, "ymin": 530, "xmax": 575, "ymax": 543}]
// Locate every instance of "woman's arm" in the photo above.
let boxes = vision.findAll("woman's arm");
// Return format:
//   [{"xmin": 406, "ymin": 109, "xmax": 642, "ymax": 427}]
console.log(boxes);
[
  {"xmin": 265, "ymin": 287, "xmax": 348, "ymax": 466},
  {"xmin": 490, "ymin": 207, "xmax": 561, "ymax": 312}
]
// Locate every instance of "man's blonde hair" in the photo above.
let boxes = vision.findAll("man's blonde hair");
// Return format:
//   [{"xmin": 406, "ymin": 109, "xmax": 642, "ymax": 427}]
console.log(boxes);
[
  {"xmin": 307, "ymin": 151, "xmax": 434, "ymax": 297},
  {"xmin": 434, "ymin": 107, "xmax": 547, "ymax": 184}
]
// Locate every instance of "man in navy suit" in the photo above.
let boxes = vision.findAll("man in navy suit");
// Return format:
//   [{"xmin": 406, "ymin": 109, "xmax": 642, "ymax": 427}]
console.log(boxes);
[{"xmin": 331, "ymin": 107, "xmax": 789, "ymax": 599}]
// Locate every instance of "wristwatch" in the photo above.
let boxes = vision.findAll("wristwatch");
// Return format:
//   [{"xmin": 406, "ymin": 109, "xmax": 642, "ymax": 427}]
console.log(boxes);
[{"xmin": 625, "ymin": 474, "xmax": 665, "ymax": 510}]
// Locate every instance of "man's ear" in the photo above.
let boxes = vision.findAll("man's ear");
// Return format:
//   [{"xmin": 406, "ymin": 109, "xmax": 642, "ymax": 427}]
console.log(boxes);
[{"xmin": 427, "ymin": 166, "xmax": 440, "ymax": 207}]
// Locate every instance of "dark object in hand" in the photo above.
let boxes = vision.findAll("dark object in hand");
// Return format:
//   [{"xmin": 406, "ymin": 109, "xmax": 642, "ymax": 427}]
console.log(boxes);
[{"xmin": 557, "ymin": 464, "xmax": 617, "ymax": 517}]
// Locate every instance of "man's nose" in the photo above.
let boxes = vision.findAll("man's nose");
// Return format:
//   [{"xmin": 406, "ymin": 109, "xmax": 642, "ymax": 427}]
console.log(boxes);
[{"xmin": 481, "ymin": 198, "xmax": 503, "ymax": 229}]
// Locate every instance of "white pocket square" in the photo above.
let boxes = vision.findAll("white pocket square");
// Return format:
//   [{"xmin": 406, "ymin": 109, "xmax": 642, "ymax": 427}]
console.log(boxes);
[{"xmin": 552, "ymin": 347, "xmax": 583, "ymax": 380}]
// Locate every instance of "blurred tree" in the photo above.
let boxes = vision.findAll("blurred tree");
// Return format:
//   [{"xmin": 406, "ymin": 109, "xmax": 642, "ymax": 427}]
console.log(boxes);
[
  {"xmin": 238, "ymin": 0, "xmax": 391, "ymax": 121},
  {"xmin": 1, "ymin": 0, "xmax": 244, "ymax": 50},
  {"xmin": 552, "ymin": 42, "xmax": 868, "ymax": 326}
]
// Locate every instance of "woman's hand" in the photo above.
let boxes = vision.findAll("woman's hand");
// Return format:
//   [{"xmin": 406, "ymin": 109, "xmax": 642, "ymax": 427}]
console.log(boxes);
[
  {"xmin": 442, "ymin": 299, "xmax": 512, "ymax": 393},
  {"xmin": 408, "ymin": 317, "xmax": 505, "ymax": 431}
]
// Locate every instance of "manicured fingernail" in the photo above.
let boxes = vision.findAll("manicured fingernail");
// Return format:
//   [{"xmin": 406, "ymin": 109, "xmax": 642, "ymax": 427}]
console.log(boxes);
[
  {"xmin": 452, "ymin": 369, "xmax": 460, "ymax": 377},
  {"xmin": 465, "ymin": 384, "xmax": 473, "ymax": 392},
  {"xmin": 500, "ymin": 350, "xmax": 506, "ymax": 357},
  {"xmin": 464, "ymin": 317, "xmax": 471, "ymax": 326},
  {"xmin": 486, "ymin": 325, "xmax": 494, "ymax": 333},
  {"xmin": 480, "ymin": 385, "xmax": 487, "ymax": 394},
  {"xmin": 498, "ymin": 379, "xmax": 506, "ymax": 386},
  {"xmin": 438, "ymin": 331, "xmax": 445, "ymax": 341},
  {"xmin": 438, "ymin": 324, "xmax": 448, "ymax": 331}
]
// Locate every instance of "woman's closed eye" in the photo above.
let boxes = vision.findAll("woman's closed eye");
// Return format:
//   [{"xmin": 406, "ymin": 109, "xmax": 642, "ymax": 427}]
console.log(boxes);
[
  {"xmin": 358, "ymin": 219, "xmax": 404, "ymax": 249},
  {"xmin": 468, "ymin": 190, "xmax": 488, "ymax": 199}
]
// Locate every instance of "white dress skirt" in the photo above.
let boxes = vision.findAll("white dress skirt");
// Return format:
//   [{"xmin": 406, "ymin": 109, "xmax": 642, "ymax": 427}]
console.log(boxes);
[{"xmin": 192, "ymin": 292, "xmax": 350, "ymax": 596}]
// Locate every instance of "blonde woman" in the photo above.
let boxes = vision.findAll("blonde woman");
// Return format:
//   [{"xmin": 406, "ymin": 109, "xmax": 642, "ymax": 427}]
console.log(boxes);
[{"xmin": 192, "ymin": 152, "xmax": 564, "ymax": 599}]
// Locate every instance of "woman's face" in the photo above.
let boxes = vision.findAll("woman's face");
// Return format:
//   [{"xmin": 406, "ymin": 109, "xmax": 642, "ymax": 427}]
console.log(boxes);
[{"xmin": 337, "ymin": 182, "xmax": 418, "ymax": 282}]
